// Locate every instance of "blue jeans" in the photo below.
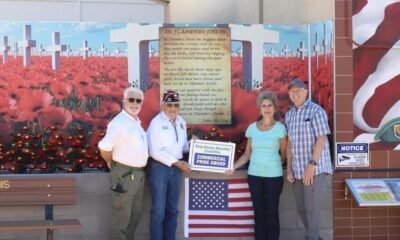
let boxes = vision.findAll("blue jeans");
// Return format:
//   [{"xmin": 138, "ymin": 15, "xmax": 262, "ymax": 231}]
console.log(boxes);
[
  {"xmin": 148, "ymin": 160, "xmax": 182, "ymax": 240},
  {"xmin": 248, "ymin": 175, "xmax": 283, "ymax": 240}
]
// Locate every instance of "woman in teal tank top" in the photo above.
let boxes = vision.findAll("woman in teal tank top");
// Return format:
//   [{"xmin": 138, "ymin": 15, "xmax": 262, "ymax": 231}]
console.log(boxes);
[{"xmin": 227, "ymin": 91, "xmax": 287, "ymax": 240}]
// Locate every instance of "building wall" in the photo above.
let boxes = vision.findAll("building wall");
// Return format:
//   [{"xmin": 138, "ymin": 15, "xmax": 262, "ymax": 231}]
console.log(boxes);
[
  {"xmin": 167, "ymin": 0, "xmax": 333, "ymax": 24},
  {"xmin": 334, "ymin": 0, "xmax": 400, "ymax": 239},
  {"xmin": 166, "ymin": 0, "xmax": 260, "ymax": 24},
  {"xmin": 0, "ymin": 0, "xmax": 165, "ymax": 22},
  {"xmin": 263, "ymin": 0, "xmax": 334, "ymax": 24}
]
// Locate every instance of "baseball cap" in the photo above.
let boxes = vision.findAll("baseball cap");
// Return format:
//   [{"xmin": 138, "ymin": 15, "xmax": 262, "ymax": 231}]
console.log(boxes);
[{"xmin": 288, "ymin": 79, "xmax": 307, "ymax": 89}]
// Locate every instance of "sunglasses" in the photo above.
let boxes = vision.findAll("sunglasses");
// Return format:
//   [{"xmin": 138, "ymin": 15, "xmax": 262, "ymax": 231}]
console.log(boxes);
[
  {"xmin": 126, "ymin": 98, "xmax": 143, "ymax": 104},
  {"xmin": 166, "ymin": 103, "xmax": 180, "ymax": 108}
]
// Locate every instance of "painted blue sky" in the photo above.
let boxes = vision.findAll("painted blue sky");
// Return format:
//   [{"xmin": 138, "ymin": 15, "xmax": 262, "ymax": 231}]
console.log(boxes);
[
  {"xmin": 0, "ymin": 22, "xmax": 127, "ymax": 53},
  {"xmin": 0, "ymin": 21, "xmax": 333, "ymax": 56}
]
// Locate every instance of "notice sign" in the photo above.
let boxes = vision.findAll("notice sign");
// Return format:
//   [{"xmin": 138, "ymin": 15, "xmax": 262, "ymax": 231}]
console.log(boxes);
[
  {"xmin": 336, "ymin": 142, "xmax": 369, "ymax": 167},
  {"xmin": 345, "ymin": 178, "xmax": 400, "ymax": 206},
  {"xmin": 159, "ymin": 27, "xmax": 231, "ymax": 124},
  {"xmin": 189, "ymin": 140, "xmax": 235, "ymax": 173}
]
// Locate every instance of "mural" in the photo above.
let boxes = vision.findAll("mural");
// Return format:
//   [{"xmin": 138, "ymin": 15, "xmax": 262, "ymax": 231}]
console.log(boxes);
[
  {"xmin": 0, "ymin": 22, "xmax": 333, "ymax": 173},
  {"xmin": 352, "ymin": 0, "xmax": 400, "ymax": 150}
]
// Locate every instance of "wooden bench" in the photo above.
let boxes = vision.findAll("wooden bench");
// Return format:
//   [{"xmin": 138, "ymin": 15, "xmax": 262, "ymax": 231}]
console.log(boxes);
[{"xmin": 0, "ymin": 175, "xmax": 81, "ymax": 240}]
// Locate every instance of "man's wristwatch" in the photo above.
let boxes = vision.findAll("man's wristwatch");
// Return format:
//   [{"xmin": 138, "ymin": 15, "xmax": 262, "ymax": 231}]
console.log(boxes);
[{"xmin": 308, "ymin": 160, "xmax": 318, "ymax": 166}]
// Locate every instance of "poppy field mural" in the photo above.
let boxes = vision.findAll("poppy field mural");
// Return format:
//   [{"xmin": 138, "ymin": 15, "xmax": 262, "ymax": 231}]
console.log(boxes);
[{"xmin": 0, "ymin": 22, "xmax": 333, "ymax": 173}]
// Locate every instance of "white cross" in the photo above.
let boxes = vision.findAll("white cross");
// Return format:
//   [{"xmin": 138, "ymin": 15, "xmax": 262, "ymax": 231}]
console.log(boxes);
[
  {"xmin": 37, "ymin": 44, "xmax": 46, "ymax": 56},
  {"xmin": 323, "ymin": 23, "xmax": 328, "ymax": 64},
  {"xmin": 269, "ymin": 48, "xmax": 277, "ymax": 58},
  {"xmin": 149, "ymin": 46, "xmax": 156, "ymax": 57},
  {"xmin": 65, "ymin": 44, "xmax": 72, "ymax": 58},
  {"xmin": 229, "ymin": 24, "xmax": 279, "ymax": 90},
  {"xmin": 283, "ymin": 44, "xmax": 290, "ymax": 59},
  {"xmin": 13, "ymin": 42, "xmax": 18, "ymax": 58},
  {"xmin": 114, "ymin": 47, "xmax": 121, "ymax": 57},
  {"xmin": 1, "ymin": 36, "xmax": 11, "ymax": 64},
  {"xmin": 80, "ymin": 40, "xmax": 91, "ymax": 60},
  {"xmin": 19, "ymin": 25, "xmax": 36, "ymax": 67},
  {"xmin": 47, "ymin": 32, "xmax": 66, "ymax": 71},
  {"xmin": 263, "ymin": 49, "xmax": 268, "ymax": 57},
  {"xmin": 297, "ymin": 41, "xmax": 307, "ymax": 60},
  {"xmin": 111, "ymin": 23, "xmax": 162, "ymax": 87},
  {"xmin": 330, "ymin": 33, "xmax": 334, "ymax": 55},
  {"xmin": 313, "ymin": 32, "xmax": 321, "ymax": 68},
  {"xmin": 99, "ymin": 44, "xmax": 107, "ymax": 58},
  {"xmin": 236, "ymin": 45, "xmax": 242, "ymax": 58}
]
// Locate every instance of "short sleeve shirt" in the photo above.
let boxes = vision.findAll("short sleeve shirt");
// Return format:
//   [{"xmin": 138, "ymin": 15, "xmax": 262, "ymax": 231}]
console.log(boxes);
[
  {"xmin": 284, "ymin": 100, "xmax": 333, "ymax": 179},
  {"xmin": 246, "ymin": 121, "xmax": 287, "ymax": 177},
  {"xmin": 98, "ymin": 110, "xmax": 148, "ymax": 167}
]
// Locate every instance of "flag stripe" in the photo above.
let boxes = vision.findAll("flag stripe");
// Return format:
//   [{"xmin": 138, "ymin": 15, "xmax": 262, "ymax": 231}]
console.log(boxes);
[
  {"xmin": 189, "ymin": 215, "xmax": 254, "ymax": 220},
  {"xmin": 228, "ymin": 192, "xmax": 250, "ymax": 198},
  {"xmin": 189, "ymin": 233, "xmax": 255, "ymax": 237},
  {"xmin": 189, "ymin": 224, "xmax": 255, "ymax": 228},
  {"xmin": 188, "ymin": 228, "xmax": 254, "ymax": 233},
  {"xmin": 228, "ymin": 179, "xmax": 248, "ymax": 184},
  {"xmin": 229, "ymin": 206, "xmax": 254, "ymax": 211},
  {"xmin": 229, "ymin": 197, "xmax": 251, "ymax": 202},
  {"xmin": 228, "ymin": 188, "xmax": 250, "ymax": 193},
  {"xmin": 189, "ymin": 210, "xmax": 254, "ymax": 216}
]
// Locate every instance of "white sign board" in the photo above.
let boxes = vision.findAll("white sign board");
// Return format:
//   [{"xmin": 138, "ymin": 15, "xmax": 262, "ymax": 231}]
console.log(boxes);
[
  {"xmin": 188, "ymin": 139, "xmax": 235, "ymax": 173},
  {"xmin": 336, "ymin": 142, "xmax": 369, "ymax": 167}
]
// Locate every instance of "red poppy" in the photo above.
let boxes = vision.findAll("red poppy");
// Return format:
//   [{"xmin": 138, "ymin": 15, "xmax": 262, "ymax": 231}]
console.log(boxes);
[
  {"xmin": 92, "ymin": 118, "xmax": 109, "ymax": 131},
  {"xmin": 37, "ymin": 106, "xmax": 73, "ymax": 129},
  {"xmin": 81, "ymin": 85, "xmax": 105, "ymax": 100},
  {"xmin": 4, "ymin": 108, "xmax": 28, "ymax": 123},
  {"xmin": 7, "ymin": 88, "xmax": 29, "ymax": 102},
  {"xmin": 17, "ymin": 90, "xmax": 53, "ymax": 121},
  {"xmin": 72, "ymin": 110, "xmax": 93, "ymax": 124},
  {"xmin": 106, "ymin": 101, "xmax": 121, "ymax": 115},
  {"xmin": 50, "ymin": 82, "xmax": 72, "ymax": 101},
  {"xmin": 102, "ymin": 82, "xmax": 123, "ymax": 102}
]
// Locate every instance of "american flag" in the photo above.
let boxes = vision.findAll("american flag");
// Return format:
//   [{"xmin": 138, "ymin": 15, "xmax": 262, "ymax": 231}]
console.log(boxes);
[
  {"xmin": 352, "ymin": 0, "xmax": 400, "ymax": 150},
  {"xmin": 184, "ymin": 178, "xmax": 254, "ymax": 238}
]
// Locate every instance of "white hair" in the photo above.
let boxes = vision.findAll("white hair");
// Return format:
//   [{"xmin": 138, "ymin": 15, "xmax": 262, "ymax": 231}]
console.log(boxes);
[{"xmin": 123, "ymin": 87, "xmax": 144, "ymax": 99}]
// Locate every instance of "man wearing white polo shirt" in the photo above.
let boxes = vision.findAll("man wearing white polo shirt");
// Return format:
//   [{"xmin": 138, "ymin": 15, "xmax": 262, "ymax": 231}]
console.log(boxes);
[{"xmin": 98, "ymin": 87, "xmax": 148, "ymax": 240}]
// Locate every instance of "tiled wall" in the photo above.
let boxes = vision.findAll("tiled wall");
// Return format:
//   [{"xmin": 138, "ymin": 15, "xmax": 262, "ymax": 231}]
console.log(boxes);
[{"xmin": 334, "ymin": 1, "xmax": 400, "ymax": 239}]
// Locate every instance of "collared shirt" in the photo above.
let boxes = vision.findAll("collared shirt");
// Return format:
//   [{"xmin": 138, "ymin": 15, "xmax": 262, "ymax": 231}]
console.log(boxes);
[
  {"xmin": 285, "ymin": 100, "xmax": 333, "ymax": 179},
  {"xmin": 98, "ymin": 110, "xmax": 148, "ymax": 167},
  {"xmin": 147, "ymin": 111, "xmax": 189, "ymax": 167}
]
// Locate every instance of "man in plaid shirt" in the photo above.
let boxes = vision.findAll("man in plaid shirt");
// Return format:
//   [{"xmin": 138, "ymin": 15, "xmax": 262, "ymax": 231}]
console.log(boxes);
[{"xmin": 284, "ymin": 79, "xmax": 333, "ymax": 240}]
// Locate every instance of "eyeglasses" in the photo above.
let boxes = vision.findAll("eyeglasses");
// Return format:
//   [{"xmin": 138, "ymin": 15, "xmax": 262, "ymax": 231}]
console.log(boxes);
[
  {"xmin": 166, "ymin": 103, "xmax": 180, "ymax": 108},
  {"xmin": 126, "ymin": 98, "xmax": 143, "ymax": 104}
]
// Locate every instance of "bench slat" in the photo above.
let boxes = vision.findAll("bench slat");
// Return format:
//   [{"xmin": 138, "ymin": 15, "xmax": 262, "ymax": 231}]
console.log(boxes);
[
  {"xmin": 0, "ymin": 176, "xmax": 77, "ymax": 205},
  {"xmin": 0, "ymin": 191, "xmax": 77, "ymax": 205},
  {"xmin": 0, "ymin": 219, "xmax": 81, "ymax": 230}
]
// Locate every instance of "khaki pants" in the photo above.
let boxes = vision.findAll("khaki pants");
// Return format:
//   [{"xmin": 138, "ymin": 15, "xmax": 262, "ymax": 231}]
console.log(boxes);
[
  {"xmin": 293, "ymin": 173, "xmax": 328, "ymax": 240},
  {"xmin": 110, "ymin": 162, "xmax": 145, "ymax": 240}
]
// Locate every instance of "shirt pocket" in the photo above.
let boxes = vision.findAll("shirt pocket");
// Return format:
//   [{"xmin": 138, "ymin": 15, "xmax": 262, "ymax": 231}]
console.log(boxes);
[{"xmin": 159, "ymin": 125, "xmax": 174, "ymax": 146}]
